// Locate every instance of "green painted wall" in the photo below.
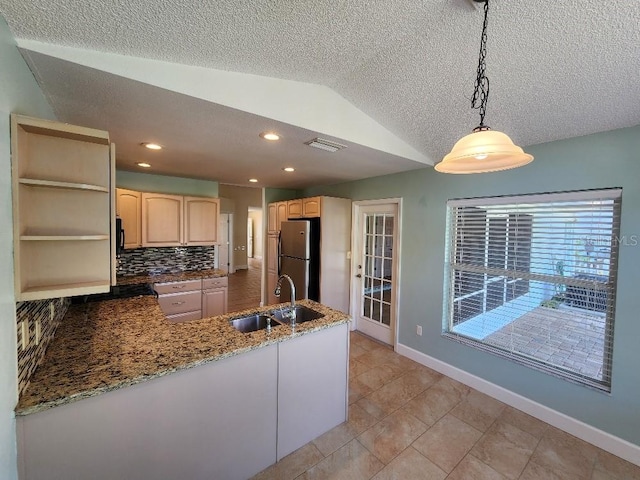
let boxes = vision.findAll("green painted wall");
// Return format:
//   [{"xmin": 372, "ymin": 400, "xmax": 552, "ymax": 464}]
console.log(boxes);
[
  {"xmin": 264, "ymin": 187, "xmax": 301, "ymax": 205},
  {"xmin": 304, "ymin": 125, "xmax": 640, "ymax": 447},
  {"xmin": 116, "ymin": 170, "xmax": 219, "ymax": 197},
  {"xmin": 0, "ymin": 14, "xmax": 55, "ymax": 480}
]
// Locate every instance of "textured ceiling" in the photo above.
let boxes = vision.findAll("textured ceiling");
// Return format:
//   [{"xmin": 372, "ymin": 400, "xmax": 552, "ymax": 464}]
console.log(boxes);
[
  {"xmin": 18, "ymin": 50, "xmax": 425, "ymax": 188},
  {"xmin": 2, "ymin": 0, "xmax": 640, "ymax": 186}
]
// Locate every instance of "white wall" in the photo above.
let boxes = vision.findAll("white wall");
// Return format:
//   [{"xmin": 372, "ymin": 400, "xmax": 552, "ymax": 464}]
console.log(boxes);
[{"xmin": 0, "ymin": 15, "xmax": 55, "ymax": 479}]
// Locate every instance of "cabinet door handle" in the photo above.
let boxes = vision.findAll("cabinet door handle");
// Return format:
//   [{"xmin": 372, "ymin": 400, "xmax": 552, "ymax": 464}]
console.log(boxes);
[
  {"xmin": 171, "ymin": 301, "xmax": 186, "ymax": 305},
  {"xmin": 173, "ymin": 285, "xmax": 186, "ymax": 289}
]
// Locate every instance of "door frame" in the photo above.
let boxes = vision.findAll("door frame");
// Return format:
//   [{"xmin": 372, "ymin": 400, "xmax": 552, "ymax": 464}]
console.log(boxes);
[
  {"xmin": 218, "ymin": 213, "xmax": 234, "ymax": 274},
  {"xmin": 350, "ymin": 198, "xmax": 402, "ymax": 349}
]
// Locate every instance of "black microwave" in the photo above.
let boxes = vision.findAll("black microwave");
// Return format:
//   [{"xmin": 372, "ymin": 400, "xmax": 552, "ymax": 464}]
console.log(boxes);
[{"xmin": 116, "ymin": 217, "xmax": 125, "ymax": 254}]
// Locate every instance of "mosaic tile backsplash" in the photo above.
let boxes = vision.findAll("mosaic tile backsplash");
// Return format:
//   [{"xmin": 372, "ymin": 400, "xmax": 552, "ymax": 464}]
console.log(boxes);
[
  {"xmin": 117, "ymin": 245, "xmax": 217, "ymax": 277},
  {"xmin": 17, "ymin": 297, "xmax": 70, "ymax": 395}
]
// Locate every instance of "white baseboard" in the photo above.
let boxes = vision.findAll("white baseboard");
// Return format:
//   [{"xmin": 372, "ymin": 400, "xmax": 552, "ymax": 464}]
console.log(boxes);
[
  {"xmin": 235, "ymin": 265, "xmax": 248, "ymax": 270},
  {"xmin": 396, "ymin": 343, "xmax": 640, "ymax": 467}
]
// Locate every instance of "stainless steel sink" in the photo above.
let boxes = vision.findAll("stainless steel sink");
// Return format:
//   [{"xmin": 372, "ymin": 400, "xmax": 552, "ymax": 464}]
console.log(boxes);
[
  {"xmin": 269, "ymin": 305, "xmax": 324, "ymax": 325},
  {"xmin": 229, "ymin": 314, "xmax": 283, "ymax": 333},
  {"xmin": 230, "ymin": 305, "xmax": 324, "ymax": 333}
]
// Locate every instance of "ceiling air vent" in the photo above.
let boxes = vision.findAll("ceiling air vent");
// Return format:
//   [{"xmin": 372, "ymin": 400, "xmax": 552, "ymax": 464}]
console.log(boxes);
[{"xmin": 304, "ymin": 138, "xmax": 347, "ymax": 153}]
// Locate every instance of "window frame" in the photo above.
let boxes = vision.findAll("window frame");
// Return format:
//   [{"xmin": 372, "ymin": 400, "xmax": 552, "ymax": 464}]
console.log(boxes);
[{"xmin": 442, "ymin": 188, "xmax": 622, "ymax": 392}]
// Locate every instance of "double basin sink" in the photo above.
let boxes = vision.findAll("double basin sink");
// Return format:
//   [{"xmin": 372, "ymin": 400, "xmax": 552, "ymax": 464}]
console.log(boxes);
[{"xmin": 230, "ymin": 305, "xmax": 324, "ymax": 334}]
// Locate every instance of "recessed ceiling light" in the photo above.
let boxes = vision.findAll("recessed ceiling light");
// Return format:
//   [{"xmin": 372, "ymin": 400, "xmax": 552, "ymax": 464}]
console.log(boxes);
[
  {"xmin": 259, "ymin": 132, "xmax": 280, "ymax": 141},
  {"xmin": 137, "ymin": 162, "xmax": 152, "ymax": 168},
  {"xmin": 249, "ymin": 178, "xmax": 258, "ymax": 183},
  {"xmin": 141, "ymin": 142, "xmax": 162, "ymax": 150},
  {"xmin": 283, "ymin": 167, "xmax": 295, "ymax": 172}
]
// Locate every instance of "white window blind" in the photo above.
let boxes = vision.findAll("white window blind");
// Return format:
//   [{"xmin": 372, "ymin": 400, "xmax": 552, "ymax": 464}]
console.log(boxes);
[{"xmin": 442, "ymin": 189, "xmax": 622, "ymax": 391}]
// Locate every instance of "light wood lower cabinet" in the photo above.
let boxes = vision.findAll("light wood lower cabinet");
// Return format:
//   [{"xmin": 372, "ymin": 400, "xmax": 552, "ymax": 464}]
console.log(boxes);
[
  {"xmin": 16, "ymin": 323, "xmax": 349, "ymax": 480},
  {"xmin": 202, "ymin": 277, "xmax": 228, "ymax": 317},
  {"xmin": 155, "ymin": 278, "xmax": 228, "ymax": 320},
  {"xmin": 155, "ymin": 279, "xmax": 202, "ymax": 321}
]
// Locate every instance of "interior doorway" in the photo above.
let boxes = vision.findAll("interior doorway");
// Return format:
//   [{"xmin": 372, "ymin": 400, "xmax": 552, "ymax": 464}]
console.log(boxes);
[{"xmin": 351, "ymin": 200, "xmax": 401, "ymax": 346}]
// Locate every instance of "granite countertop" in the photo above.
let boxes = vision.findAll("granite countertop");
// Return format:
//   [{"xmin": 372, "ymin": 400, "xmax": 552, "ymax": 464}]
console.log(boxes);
[
  {"xmin": 16, "ymin": 297, "xmax": 350, "ymax": 416},
  {"xmin": 116, "ymin": 268, "xmax": 227, "ymax": 286}
]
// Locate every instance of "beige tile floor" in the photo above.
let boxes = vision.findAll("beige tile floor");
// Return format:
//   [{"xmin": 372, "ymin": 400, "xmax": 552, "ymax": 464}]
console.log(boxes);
[{"xmin": 253, "ymin": 331, "xmax": 640, "ymax": 480}]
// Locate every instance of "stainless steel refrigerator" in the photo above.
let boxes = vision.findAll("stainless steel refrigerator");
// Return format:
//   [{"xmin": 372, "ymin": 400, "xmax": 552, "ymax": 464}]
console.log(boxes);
[{"xmin": 278, "ymin": 219, "xmax": 320, "ymax": 303}]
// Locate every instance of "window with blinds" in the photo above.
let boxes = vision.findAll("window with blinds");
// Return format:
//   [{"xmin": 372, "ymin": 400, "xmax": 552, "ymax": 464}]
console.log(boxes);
[{"xmin": 442, "ymin": 189, "xmax": 622, "ymax": 391}]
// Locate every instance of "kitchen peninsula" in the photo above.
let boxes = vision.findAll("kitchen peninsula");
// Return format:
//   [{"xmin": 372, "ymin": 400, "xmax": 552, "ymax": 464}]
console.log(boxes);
[{"xmin": 16, "ymin": 295, "xmax": 350, "ymax": 480}]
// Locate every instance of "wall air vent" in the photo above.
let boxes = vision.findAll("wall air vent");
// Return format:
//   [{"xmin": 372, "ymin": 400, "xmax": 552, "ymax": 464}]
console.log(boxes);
[{"xmin": 304, "ymin": 138, "xmax": 347, "ymax": 153}]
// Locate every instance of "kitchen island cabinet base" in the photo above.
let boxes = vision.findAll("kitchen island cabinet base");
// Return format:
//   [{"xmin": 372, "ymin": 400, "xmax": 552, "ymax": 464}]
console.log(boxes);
[
  {"xmin": 16, "ymin": 322, "xmax": 349, "ymax": 480},
  {"xmin": 277, "ymin": 322, "xmax": 349, "ymax": 459},
  {"xmin": 17, "ymin": 345, "xmax": 278, "ymax": 480}
]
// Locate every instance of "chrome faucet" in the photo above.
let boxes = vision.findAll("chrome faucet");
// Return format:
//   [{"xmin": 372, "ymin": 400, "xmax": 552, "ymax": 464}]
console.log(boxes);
[{"xmin": 274, "ymin": 274, "xmax": 297, "ymax": 324}]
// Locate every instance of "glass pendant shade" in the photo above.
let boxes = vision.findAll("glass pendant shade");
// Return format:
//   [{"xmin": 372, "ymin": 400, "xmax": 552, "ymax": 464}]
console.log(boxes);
[{"xmin": 435, "ymin": 129, "xmax": 533, "ymax": 174}]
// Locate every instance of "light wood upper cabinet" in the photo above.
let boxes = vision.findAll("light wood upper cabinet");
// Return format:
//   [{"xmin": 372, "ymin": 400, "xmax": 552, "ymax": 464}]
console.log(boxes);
[
  {"xmin": 141, "ymin": 193, "xmax": 220, "ymax": 247},
  {"xmin": 302, "ymin": 197, "xmax": 321, "ymax": 218},
  {"xmin": 184, "ymin": 196, "xmax": 220, "ymax": 245},
  {"xmin": 279, "ymin": 197, "xmax": 321, "ymax": 221},
  {"xmin": 116, "ymin": 188, "xmax": 141, "ymax": 249},
  {"xmin": 11, "ymin": 114, "xmax": 113, "ymax": 301},
  {"xmin": 268, "ymin": 201, "xmax": 289, "ymax": 234},
  {"xmin": 267, "ymin": 203, "xmax": 278, "ymax": 233},
  {"xmin": 141, "ymin": 193, "xmax": 183, "ymax": 247},
  {"xmin": 287, "ymin": 199, "xmax": 302, "ymax": 218},
  {"xmin": 277, "ymin": 202, "xmax": 288, "ymax": 226}
]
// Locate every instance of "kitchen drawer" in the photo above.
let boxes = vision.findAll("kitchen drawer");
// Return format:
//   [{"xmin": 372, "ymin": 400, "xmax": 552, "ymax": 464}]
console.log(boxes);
[
  {"xmin": 166, "ymin": 310, "xmax": 202, "ymax": 323},
  {"xmin": 154, "ymin": 279, "xmax": 202, "ymax": 295},
  {"xmin": 158, "ymin": 291, "xmax": 202, "ymax": 315},
  {"xmin": 202, "ymin": 276, "xmax": 228, "ymax": 290}
]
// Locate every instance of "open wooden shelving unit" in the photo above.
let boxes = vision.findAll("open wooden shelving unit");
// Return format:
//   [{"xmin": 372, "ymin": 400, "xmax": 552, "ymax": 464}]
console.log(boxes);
[{"xmin": 11, "ymin": 114, "xmax": 114, "ymax": 301}]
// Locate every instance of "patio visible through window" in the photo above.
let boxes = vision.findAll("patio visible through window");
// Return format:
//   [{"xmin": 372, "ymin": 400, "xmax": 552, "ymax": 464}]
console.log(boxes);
[{"xmin": 442, "ymin": 189, "xmax": 622, "ymax": 391}]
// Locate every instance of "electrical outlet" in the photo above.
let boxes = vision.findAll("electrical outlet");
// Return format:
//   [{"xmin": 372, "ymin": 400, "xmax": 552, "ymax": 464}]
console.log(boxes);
[
  {"xmin": 416, "ymin": 325, "xmax": 423, "ymax": 336},
  {"xmin": 21, "ymin": 320, "xmax": 29, "ymax": 350}
]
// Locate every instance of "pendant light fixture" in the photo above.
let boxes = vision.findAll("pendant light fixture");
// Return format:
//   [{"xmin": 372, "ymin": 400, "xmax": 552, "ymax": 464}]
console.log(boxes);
[{"xmin": 435, "ymin": 0, "xmax": 533, "ymax": 174}]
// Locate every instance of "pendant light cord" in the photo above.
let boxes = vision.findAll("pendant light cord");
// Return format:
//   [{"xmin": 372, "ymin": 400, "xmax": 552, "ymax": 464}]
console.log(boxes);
[{"xmin": 471, "ymin": 0, "xmax": 490, "ymax": 129}]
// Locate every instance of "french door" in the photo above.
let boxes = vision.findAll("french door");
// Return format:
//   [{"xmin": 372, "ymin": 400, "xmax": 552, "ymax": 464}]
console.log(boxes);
[{"xmin": 352, "ymin": 201, "xmax": 400, "ymax": 346}]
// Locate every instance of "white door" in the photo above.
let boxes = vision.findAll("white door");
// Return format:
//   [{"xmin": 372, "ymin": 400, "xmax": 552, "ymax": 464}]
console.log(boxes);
[
  {"xmin": 352, "ymin": 202, "xmax": 400, "ymax": 346},
  {"xmin": 218, "ymin": 213, "xmax": 234, "ymax": 274},
  {"xmin": 247, "ymin": 217, "xmax": 254, "ymax": 258}
]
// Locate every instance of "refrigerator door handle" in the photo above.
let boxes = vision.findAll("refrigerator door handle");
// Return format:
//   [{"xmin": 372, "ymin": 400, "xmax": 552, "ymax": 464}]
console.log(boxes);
[{"xmin": 277, "ymin": 231, "xmax": 282, "ymax": 276}]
